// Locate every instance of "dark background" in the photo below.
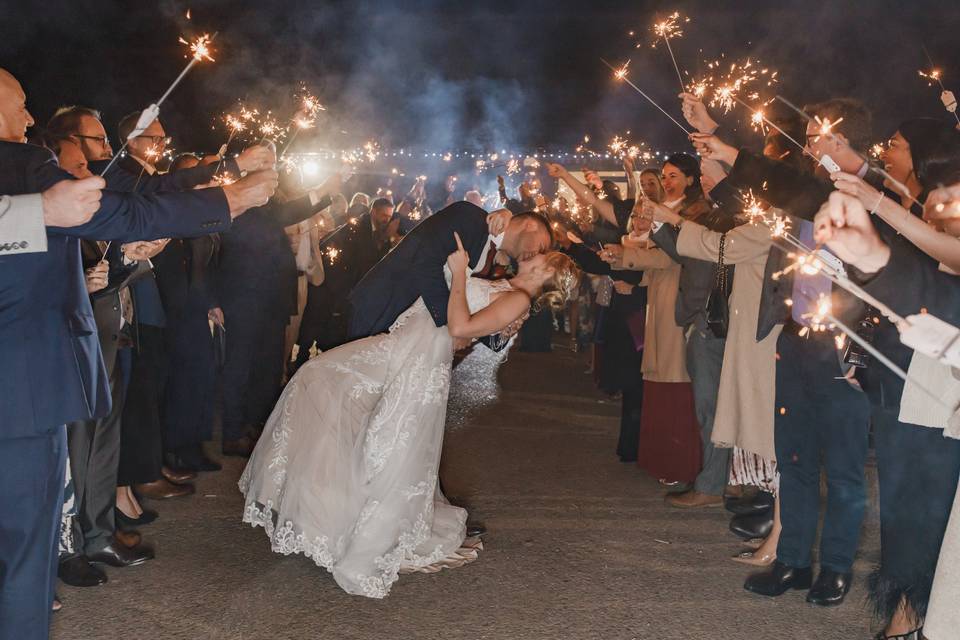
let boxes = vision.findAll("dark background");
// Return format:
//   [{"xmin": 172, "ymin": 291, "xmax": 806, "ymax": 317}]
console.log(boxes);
[{"xmin": 3, "ymin": 0, "xmax": 958, "ymax": 157}]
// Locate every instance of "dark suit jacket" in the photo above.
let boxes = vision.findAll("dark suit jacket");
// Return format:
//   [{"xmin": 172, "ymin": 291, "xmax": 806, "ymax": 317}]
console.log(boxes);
[
  {"xmin": 0, "ymin": 141, "xmax": 232, "ymax": 439},
  {"xmin": 217, "ymin": 194, "xmax": 332, "ymax": 316},
  {"xmin": 317, "ymin": 213, "xmax": 392, "ymax": 304},
  {"xmin": 347, "ymin": 201, "xmax": 490, "ymax": 339},
  {"xmin": 81, "ymin": 240, "xmax": 150, "ymax": 375},
  {"xmin": 89, "ymin": 154, "xmax": 240, "ymax": 194}
]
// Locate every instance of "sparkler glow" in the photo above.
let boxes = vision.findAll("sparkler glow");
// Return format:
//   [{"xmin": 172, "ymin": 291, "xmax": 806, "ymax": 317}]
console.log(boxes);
[
  {"xmin": 650, "ymin": 12, "xmax": 689, "ymax": 92},
  {"xmin": 603, "ymin": 58, "xmax": 692, "ymax": 136},
  {"xmin": 179, "ymin": 33, "xmax": 215, "ymax": 62}
]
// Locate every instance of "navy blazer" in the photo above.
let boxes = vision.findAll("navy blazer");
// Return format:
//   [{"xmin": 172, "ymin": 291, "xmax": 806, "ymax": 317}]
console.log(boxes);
[
  {"xmin": 89, "ymin": 154, "xmax": 240, "ymax": 194},
  {"xmin": 347, "ymin": 201, "xmax": 490, "ymax": 339},
  {"xmin": 0, "ymin": 141, "xmax": 232, "ymax": 438}
]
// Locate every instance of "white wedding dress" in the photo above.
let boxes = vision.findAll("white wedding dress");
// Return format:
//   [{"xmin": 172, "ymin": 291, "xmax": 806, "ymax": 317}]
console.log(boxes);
[{"xmin": 239, "ymin": 269, "xmax": 513, "ymax": 598}]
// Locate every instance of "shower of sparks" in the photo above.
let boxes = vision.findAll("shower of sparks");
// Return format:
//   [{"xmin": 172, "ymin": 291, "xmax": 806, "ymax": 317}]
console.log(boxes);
[
  {"xmin": 225, "ymin": 114, "xmax": 246, "ymax": 134},
  {"xmin": 506, "ymin": 158, "xmax": 521, "ymax": 175},
  {"xmin": 443, "ymin": 152, "xmax": 452, "ymax": 162},
  {"xmin": 871, "ymin": 143, "xmax": 885, "ymax": 159},
  {"xmin": 919, "ymin": 68, "xmax": 943, "ymax": 86},
  {"xmin": 363, "ymin": 141, "xmax": 380, "ymax": 162},
  {"xmin": 811, "ymin": 115, "xmax": 844, "ymax": 143},
  {"xmin": 742, "ymin": 189, "xmax": 790, "ymax": 238},
  {"xmin": 324, "ymin": 247, "xmax": 341, "ymax": 264},
  {"xmin": 179, "ymin": 33, "xmax": 215, "ymax": 62},
  {"xmin": 258, "ymin": 114, "xmax": 282, "ymax": 139},
  {"xmin": 706, "ymin": 58, "xmax": 778, "ymax": 114},
  {"xmin": 651, "ymin": 11, "xmax": 688, "ymax": 42},
  {"xmin": 212, "ymin": 172, "xmax": 236, "ymax": 186},
  {"xmin": 614, "ymin": 59, "xmax": 631, "ymax": 80},
  {"xmin": 475, "ymin": 159, "xmax": 487, "ymax": 173}
]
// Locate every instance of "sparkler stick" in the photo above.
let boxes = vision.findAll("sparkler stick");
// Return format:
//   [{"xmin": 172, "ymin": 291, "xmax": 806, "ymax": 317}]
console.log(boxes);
[
  {"xmin": 601, "ymin": 58, "xmax": 692, "ymax": 136},
  {"xmin": 774, "ymin": 95, "xmax": 917, "ymax": 207},
  {"xmin": 652, "ymin": 12, "xmax": 688, "ymax": 93},
  {"xmin": 100, "ymin": 32, "xmax": 217, "ymax": 176},
  {"xmin": 920, "ymin": 45, "xmax": 960, "ymax": 127}
]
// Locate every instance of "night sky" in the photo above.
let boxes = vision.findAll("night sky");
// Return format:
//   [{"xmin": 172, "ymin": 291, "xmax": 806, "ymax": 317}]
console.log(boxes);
[{"xmin": 4, "ymin": 0, "xmax": 959, "ymax": 158}]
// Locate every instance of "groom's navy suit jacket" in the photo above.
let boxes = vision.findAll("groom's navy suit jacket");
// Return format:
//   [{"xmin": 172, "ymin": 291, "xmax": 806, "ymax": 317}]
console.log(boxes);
[
  {"xmin": 0, "ymin": 141, "xmax": 233, "ymax": 439},
  {"xmin": 347, "ymin": 200, "xmax": 490, "ymax": 339}
]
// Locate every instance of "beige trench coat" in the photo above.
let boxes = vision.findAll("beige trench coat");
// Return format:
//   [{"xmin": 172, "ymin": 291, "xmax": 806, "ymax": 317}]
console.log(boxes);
[
  {"xmin": 677, "ymin": 220, "xmax": 781, "ymax": 460},
  {"xmin": 618, "ymin": 244, "xmax": 689, "ymax": 383}
]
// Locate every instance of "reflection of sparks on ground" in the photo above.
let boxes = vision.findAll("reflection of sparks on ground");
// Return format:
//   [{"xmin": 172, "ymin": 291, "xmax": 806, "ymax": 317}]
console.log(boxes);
[{"xmin": 446, "ymin": 344, "xmax": 510, "ymax": 431}]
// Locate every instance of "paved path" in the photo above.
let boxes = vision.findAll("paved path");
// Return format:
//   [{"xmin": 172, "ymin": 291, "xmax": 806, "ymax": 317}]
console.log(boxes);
[{"xmin": 53, "ymin": 343, "xmax": 879, "ymax": 639}]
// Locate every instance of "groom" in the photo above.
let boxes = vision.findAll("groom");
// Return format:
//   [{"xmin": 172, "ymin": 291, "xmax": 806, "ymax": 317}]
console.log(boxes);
[{"xmin": 347, "ymin": 200, "xmax": 552, "ymax": 345}]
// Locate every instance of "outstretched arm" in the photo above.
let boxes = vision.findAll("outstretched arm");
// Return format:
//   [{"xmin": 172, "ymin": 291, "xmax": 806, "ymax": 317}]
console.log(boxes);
[
  {"xmin": 546, "ymin": 163, "xmax": 618, "ymax": 228},
  {"xmin": 445, "ymin": 233, "xmax": 530, "ymax": 339}
]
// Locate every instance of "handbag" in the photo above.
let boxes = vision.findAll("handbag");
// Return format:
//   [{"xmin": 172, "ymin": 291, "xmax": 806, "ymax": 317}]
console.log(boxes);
[{"xmin": 704, "ymin": 233, "xmax": 730, "ymax": 338}]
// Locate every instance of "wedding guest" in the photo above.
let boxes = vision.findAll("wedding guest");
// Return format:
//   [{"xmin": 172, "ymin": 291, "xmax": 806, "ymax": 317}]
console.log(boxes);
[
  {"xmin": 292, "ymin": 195, "xmax": 392, "ymax": 372},
  {"xmin": 594, "ymin": 154, "xmax": 709, "ymax": 487},
  {"xmin": 689, "ymin": 97, "xmax": 874, "ymax": 607},
  {"xmin": 218, "ymin": 173, "xmax": 341, "ymax": 456},
  {"xmin": 0, "ymin": 66, "xmax": 277, "ymax": 639},
  {"xmin": 643, "ymin": 155, "xmax": 739, "ymax": 509}
]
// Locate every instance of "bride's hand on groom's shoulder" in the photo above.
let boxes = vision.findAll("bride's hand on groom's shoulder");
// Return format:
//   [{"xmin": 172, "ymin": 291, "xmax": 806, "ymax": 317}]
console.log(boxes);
[
  {"xmin": 486, "ymin": 209, "xmax": 512, "ymax": 236},
  {"xmin": 447, "ymin": 232, "xmax": 470, "ymax": 274}
]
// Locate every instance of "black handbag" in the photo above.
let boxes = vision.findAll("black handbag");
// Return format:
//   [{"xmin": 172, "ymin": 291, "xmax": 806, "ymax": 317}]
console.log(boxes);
[{"xmin": 704, "ymin": 233, "xmax": 730, "ymax": 339}]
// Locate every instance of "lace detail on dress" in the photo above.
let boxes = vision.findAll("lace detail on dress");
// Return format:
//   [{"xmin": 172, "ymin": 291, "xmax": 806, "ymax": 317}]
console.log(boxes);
[{"xmin": 238, "ymin": 273, "xmax": 506, "ymax": 598}]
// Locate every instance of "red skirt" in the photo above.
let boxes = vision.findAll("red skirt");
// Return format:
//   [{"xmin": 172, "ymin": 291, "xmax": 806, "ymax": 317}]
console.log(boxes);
[{"xmin": 637, "ymin": 380, "xmax": 702, "ymax": 484}]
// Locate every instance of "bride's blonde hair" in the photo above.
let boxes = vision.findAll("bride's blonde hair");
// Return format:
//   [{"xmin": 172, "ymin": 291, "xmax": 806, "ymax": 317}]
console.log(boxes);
[{"xmin": 534, "ymin": 252, "xmax": 581, "ymax": 310}]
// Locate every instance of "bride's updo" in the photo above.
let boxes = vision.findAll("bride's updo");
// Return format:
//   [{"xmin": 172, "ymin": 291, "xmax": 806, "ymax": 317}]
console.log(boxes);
[{"xmin": 534, "ymin": 252, "xmax": 581, "ymax": 310}]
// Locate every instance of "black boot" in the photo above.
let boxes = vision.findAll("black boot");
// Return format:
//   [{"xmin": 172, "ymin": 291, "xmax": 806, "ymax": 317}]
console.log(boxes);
[
  {"xmin": 806, "ymin": 568, "xmax": 852, "ymax": 606},
  {"xmin": 729, "ymin": 511, "xmax": 774, "ymax": 540}
]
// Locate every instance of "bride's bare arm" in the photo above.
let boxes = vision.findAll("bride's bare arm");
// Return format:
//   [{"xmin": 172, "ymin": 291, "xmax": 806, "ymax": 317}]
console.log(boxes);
[{"xmin": 446, "ymin": 270, "xmax": 530, "ymax": 339}]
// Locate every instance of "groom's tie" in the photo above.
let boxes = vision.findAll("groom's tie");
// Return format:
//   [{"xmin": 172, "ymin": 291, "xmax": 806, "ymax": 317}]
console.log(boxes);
[{"xmin": 477, "ymin": 240, "xmax": 498, "ymax": 279}]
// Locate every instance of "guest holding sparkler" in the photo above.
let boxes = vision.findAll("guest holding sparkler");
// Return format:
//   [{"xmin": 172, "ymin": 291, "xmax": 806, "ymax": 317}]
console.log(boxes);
[
  {"xmin": 821, "ymin": 138, "xmax": 960, "ymax": 637},
  {"xmin": 689, "ymin": 97, "xmax": 874, "ymax": 607},
  {"xmin": 589, "ymin": 155, "xmax": 709, "ymax": 488}
]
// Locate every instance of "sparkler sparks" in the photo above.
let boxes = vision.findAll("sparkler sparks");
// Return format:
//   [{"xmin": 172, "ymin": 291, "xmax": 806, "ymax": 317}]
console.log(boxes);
[
  {"xmin": 506, "ymin": 158, "xmax": 521, "ymax": 175},
  {"xmin": 871, "ymin": 143, "xmax": 885, "ymax": 159},
  {"xmin": 324, "ymin": 247, "xmax": 341, "ymax": 264},
  {"xmin": 919, "ymin": 68, "xmax": 943, "ymax": 85},
  {"xmin": 811, "ymin": 114, "xmax": 844, "ymax": 143},
  {"xmin": 651, "ymin": 11, "xmax": 688, "ymax": 40},
  {"xmin": 705, "ymin": 58, "xmax": 778, "ymax": 114},
  {"xmin": 179, "ymin": 33, "xmax": 214, "ymax": 62},
  {"xmin": 614, "ymin": 60, "xmax": 631, "ymax": 80}
]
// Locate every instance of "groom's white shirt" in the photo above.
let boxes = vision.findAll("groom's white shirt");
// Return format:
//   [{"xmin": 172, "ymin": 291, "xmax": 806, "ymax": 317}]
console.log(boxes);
[{"xmin": 471, "ymin": 232, "xmax": 504, "ymax": 275}]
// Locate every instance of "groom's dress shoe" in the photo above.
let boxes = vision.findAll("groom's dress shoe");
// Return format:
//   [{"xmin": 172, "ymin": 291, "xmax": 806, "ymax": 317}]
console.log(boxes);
[
  {"xmin": 743, "ymin": 561, "xmax": 812, "ymax": 596},
  {"xmin": 466, "ymin": 522, "xmax": 487, "ymax": 537},
  {"xmin": 729, "ymin": 511, "xmax": 774, "ymax": 540},
  {"xmin": 806, "ymin": 569, "xmax": 853, "ymax": 606}
]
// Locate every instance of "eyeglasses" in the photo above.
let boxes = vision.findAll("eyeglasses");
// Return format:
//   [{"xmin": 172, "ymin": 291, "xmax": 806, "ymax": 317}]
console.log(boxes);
[
  {"xmin": 135, "ymin": 135, "xmax": 171, "ymax": 145},
  {"xmin": 72, "ymin": 134, "xmax": 110, "ymax": 146}
]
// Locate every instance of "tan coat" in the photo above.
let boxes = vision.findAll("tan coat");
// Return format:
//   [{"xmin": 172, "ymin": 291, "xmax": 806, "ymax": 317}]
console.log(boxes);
[
  {"xmin": 618, "ymin": 244, "xmax": 689, "ymax": 383},
  {"xmin": 677, "ymin": 220, "xmax": 781, "ymax": 460}
]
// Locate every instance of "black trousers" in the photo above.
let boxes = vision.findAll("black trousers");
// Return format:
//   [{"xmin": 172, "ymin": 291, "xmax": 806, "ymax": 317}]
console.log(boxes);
[
  {"xmin": 774, "ymin": 331, "xmax": 871, "ymax": 573},
  {"xmin": 67, "ymin": 362, "xmax": 124, "ymax": 556},
  {"xmin": 118, "ymin": 325, "xmax": 165, "ymax": 486},
  {"xmin": 162, "ymin": 301, "xmax": 216, "ymax": 451},
  {"xmin": 871, "ymin": 408, "xmax": 960, "ymax": 621},
  {"xmin": 0, "ymin": 428, "xmax": 65, "ymax": 640},
  {"xmin": 616, "ymin": 381, "xmax": 644, "ymax": 462},
  {"xmin": 222, "ymin": 299, "xmax": 287, "ymax": 441},
  {"xmin": 293, "ymin": 288, "xmax": 349, "ymax": 371}
]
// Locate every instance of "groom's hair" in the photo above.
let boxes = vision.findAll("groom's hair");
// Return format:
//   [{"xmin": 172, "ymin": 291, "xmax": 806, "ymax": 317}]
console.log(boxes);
[{"xmin": 512, "ymin": 211, "xmax": 551, "ymax": 236}]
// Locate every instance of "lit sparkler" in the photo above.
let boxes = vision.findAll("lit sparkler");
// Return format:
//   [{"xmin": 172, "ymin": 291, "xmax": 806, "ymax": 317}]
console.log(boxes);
[
  {"xmin": 651, "ymin": 12, "xmax": 689, "ymax": 92},
  {"xmin": 603, "ymin": 58, "xmax": 691, "ymax": 136},
  {"xmin": 101, "ymin": 31, "xmax": 218, "ymax": 176}
]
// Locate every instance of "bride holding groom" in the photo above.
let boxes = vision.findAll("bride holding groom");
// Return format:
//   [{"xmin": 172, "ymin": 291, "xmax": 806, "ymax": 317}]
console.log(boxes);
[{"xmin": 239, "ymin": 201, "xmax": 579, "ymax": 598}]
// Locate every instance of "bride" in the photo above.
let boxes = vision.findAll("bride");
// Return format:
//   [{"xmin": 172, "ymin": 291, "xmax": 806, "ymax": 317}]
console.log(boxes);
[{"xmin": 239, "ymin": 232, "xmax": 579, "ymax": 598}]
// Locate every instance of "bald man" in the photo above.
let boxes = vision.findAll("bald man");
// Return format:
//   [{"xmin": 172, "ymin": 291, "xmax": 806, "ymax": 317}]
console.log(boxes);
[{"xmin": 0, "ymin": 67, "xmax": 278, "ymax": 640}]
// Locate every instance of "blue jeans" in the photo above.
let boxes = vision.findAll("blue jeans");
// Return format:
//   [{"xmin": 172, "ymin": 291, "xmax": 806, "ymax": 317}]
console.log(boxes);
[{"xmin": 774, "ymin": 331, "xmax": 870, "ymax": 573}]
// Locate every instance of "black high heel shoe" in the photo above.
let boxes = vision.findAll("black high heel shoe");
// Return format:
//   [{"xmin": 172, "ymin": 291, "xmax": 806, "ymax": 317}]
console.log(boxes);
[{"xmin": 115, "ymin": 506, "xmax": 158, "ymax": 527}]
